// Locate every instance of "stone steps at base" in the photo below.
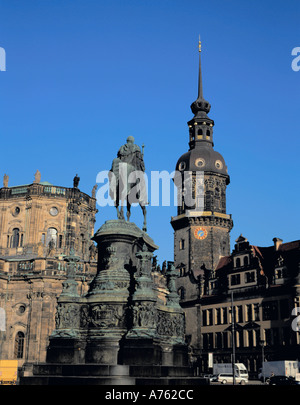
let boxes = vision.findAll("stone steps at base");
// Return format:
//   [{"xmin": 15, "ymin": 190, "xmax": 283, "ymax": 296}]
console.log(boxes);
[
  {"xmin": 20, "ymin": 362, "xmax": 209, "ymax": 386},
  {"xmin": 32, "ymin": 363, "xmax": 130, "ymax": 377},
  {"xmin": 20, "ymin": 376, "xmax": 135, "ymax": 385},
  {"xmin": 28, "ymin": 363, "xmax": 196, "ymax": 378},
  {"xmin": 135, "ymin": 377, "xmax": 208, "ymax": 386},
  {"xmin": 20, "ymin": 375, "xmax": 208, "ymax": 386}
]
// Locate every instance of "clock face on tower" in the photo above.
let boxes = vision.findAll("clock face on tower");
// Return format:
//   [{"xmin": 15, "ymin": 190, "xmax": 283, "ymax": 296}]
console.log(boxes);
[{"xmin": 193, "ymin": 226, "xmax": 208, "ymax": 240}]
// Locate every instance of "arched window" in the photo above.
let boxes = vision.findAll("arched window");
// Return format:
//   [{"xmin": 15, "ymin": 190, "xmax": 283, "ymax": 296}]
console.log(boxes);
[
  {"xmin": 58, "ymin": 235, "xmax": 63, "ymax": 249},
  {"xmin": 214, "ymin": 188, "xmax": 221, "ymax": 210},
  {"xmin": 11, "ymin": 228, "xmax": 20, "ymax": 248},
  {"xmin": 46, "ymin": 228, "xmax": 57, "ymax": 247},
  {"xmin": 236, "ymin": 258, "xmax": 241, "ymax": 267},
  {"xmin": 206, "ymin": 129, "xmax": 210, "ymax": 137},
  {"xmin": 244, "ymin": 256, "xmax": 249, "ymax": 266},
  {"xmin": 14, "ymin": 331, "xmax": 25, "ymax": 358}
]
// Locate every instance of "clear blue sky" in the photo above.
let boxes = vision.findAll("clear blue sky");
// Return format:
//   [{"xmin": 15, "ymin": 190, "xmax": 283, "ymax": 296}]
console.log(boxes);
[{"xmin": 0, "ymin": 0, "xmax": 299, "ymax": 264}]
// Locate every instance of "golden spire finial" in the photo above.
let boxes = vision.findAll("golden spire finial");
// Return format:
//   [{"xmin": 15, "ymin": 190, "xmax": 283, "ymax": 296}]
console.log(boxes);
[{"xmin": 198, "ymin": 34, "xmax": 201, "ymax": 53}]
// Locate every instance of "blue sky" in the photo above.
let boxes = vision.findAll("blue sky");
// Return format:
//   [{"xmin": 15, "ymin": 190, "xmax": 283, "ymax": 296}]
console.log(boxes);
[{"xmin": 0, "ymin": 0, "xmax": 299, "ymax": 263}]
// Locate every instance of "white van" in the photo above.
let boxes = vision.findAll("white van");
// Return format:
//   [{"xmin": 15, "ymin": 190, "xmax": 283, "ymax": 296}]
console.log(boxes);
[{"xmin": 216, "ymin": 373, "xmax": 248, "ymax": 385}]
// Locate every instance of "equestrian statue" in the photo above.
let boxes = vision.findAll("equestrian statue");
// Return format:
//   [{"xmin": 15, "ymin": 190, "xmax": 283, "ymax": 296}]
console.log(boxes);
[{"xmin": 109, "ymin": 136, "xmax": 148, "ymax": 232}]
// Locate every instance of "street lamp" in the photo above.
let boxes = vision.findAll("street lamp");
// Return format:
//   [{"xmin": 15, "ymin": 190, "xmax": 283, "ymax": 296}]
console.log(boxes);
[
  {"xmin": 231, "ymin": 291, "xmax": 236, "ymax": 385},
  {"xmin": 259, "ymin": 339, "xmax": 265, "ymax": 384}
]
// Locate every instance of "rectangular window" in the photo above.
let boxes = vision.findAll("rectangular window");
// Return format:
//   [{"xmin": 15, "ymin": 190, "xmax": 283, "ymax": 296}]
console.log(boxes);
[
  {"xmin": 203, "ymin": 334, "xmax": 207, "ymax": 350},
  {"xmin": 223, "ymin": 332, "xmax": 228, "ymax": 348},
  {"xmin": 216, "ymin": 332, "xmax": 222, "ymax": 349},
  {"xmin": 236, "ymin": 305, "xmax": 243, "ymax": 323},
  {"xmin": 208, "ymin": 309, "xmax": 213, "ymax": 326},
  {"xmin": 231, "ymin": 274, "xmax": 241, "ymax": 286},
  {"xmin": 247, "ymin": 330, "xmax": 253, "ymax": 347},
  {"xmin": 245, "ymin": 271, "xmax": 255, "ymax": 283},
  {"xmin": 202, "ymin": 310, "xmax": 208, "ymax": 326},
  {"xmin": 265, "ymin": 329, "xmax": 272, "ymax": 346},
  {"xmin": 216, "ymin": 308, "xmax": 221, "ymax": 325},
  {"xmin": 254, "ymin": 303, "xmax": 260, "ymax": 321},
  {"xmin": 222, "ymin": 307, "xmax": 228, "ymax": 324},
  {"xmin": 262, "ymin": 301, "xmax": 278, "ymax": 321},
  {"xmin": 202, "ymin": 334, "xmax": 211, "ymax": 350},
  {"xmin": 246, "ymin": 304, "xmax": 253, "ymax": 322},
  {"xmin": 179, "ymin": 239, "xmax": 185, "ymax": 250},
  {"xmin": 279, "ymin": 299, "xmax": 289, "ymax": 319}
]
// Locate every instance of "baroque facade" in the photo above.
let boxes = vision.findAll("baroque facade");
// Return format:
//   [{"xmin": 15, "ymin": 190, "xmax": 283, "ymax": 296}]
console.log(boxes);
[{"xmin": 0, "ymin": 172, "xmax": 98, "ymax": 366}]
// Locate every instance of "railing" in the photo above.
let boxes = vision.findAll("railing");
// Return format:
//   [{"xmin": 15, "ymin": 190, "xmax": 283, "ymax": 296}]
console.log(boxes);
[{"xmin": 0, "ymin": 183, "xmax": 93, "ymax": 205}]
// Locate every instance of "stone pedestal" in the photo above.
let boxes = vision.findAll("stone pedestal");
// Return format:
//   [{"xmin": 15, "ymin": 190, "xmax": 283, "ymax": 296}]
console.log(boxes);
[
  {"xmin": 47, "ymin": 220, "xmax": 159, "ymax": 365},
  {"xmin": 22, "ymin": 219, "xmax": 196, "ymax": 384}
]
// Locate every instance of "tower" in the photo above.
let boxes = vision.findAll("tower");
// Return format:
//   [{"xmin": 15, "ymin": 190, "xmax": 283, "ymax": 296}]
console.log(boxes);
[{"xmin": 171, "ymin": 38, "xmax": 233, "ymax": 286}]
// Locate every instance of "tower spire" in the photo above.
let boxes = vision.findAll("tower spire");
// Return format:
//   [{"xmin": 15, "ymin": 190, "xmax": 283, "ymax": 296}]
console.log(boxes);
[
  {"xmin": 190, "ymin": 35, "xmax": 211, "ymax": 116},
  {"xmin": 198, "ymin": 34, "xmax": 203, "ymax": 99}
]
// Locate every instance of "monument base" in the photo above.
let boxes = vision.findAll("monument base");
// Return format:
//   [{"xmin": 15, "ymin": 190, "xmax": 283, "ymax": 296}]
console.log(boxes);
[
  {"xmin": 118, "ymin": 338, "xmax": 162, "ymax": 366},
  {"xmin": 20, "ymin": 220, "xmax": 203, "ymax": 385}
]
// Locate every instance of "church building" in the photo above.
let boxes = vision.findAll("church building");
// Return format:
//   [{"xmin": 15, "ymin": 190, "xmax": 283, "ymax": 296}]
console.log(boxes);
[{"xmin": 0, "ymin": 172, "xmax": 98, "ymax": 366}]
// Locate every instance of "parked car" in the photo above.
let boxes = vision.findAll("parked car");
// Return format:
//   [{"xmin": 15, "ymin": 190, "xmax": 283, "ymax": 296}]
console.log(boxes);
[
  {"xmin": 203, "ymin": 374, "xmax": 217, "ymax": 382},
  {"xmin": 268, "ymin": 375, "xmax": 300, "ymax": 386},
  {"xmin": 216, "ymin": 373, "xmax": 248, "ymax": 385}
]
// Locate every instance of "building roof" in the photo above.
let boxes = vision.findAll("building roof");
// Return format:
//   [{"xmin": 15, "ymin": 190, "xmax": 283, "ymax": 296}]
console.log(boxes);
[{"xmin": 215, "ymin": 239, "xmax": 300, "ymax": 273}]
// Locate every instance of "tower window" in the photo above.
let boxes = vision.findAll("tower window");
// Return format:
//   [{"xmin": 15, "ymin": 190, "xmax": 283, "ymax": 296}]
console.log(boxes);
[
  {"xmin": 46, "ymin": 227, "xmax": 57, "ymax": 247},
  {"xmin": 11, "ymin": 228, "xmax": 20, "ymax": 248},
  {"xmin": 41, "ymin": 233, "xmax": 45, "ymax": 245},
  {"xmin": 206, "ymin": 130, "xmax": 210, "ymax": 137},
  {"xmin": 14, "ymin": 331, "xmax": 25, "ymax": 359},
  {"xmin": 58, "ymin": 235, "xmax": 63, "ymax": 249},
  {"xmin": 197, "ymin": 128, "xmax": 203, "ymax": 139},
  {"xmin": 179, "ymin": 239, "xmax": 185, "ymax": 250}
]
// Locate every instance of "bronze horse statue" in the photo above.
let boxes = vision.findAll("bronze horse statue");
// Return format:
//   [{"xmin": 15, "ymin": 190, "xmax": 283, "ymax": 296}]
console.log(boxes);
[{"xmin": 109, "ymin": 137, "xmax": 147, "ymax": 232}]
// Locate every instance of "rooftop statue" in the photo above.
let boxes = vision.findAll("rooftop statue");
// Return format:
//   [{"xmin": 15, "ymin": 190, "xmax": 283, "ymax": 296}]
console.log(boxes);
[
  {"xmin": 34, "ymin": 170, "xmax": 41, "ymax": 184},
  {"xmin": 73, "ymin": 174, "xmax": 80, "ymax": 189},
  {"xmin": 3, "ymin": 173, "xmax": 9, "ymax": 188},
  {"xmin": 109, "ymin": 136, "xmax": 147, "ymax": 232}
]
